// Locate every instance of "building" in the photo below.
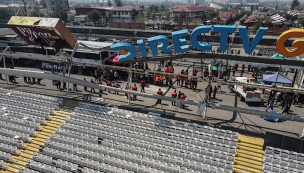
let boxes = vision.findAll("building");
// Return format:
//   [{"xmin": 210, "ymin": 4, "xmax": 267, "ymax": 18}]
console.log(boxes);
[
  {"xmin": 75, "ymin": 7, "xmax": 108, "ymax": 17},
  {"xmin": 106, "ymin": 6, "xmax": 144, "ymax": 23},
  {"xmin": 183, "ymin": 0, "xmax": 205, "ymax": 5},
  {"xmin": 49, "ymin": 0, "xmax": 69, "ymax": 12},
  {"xmin": 226, "ymin": 0, "xmax": 259, "ymax": 8},
  {"xmin": 253, "ymin": 12, "xmax": 267, "ymax": 18},
  {"xmin": 170, "ymin": 5, "xmax": 214, "ymax": 24},
  {"xmin": 218, "ymin": 11, "xmax": 235, "ymax": 23},
  {"xmin": 243, "ymin": 14, "xmax": 259, "ymax": 27}
]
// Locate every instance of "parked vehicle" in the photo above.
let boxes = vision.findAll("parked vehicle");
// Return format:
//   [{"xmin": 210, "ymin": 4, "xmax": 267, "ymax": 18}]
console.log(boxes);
[
  {"xmin": 145, "ymin": 23, "xmax": 151, "ymax": 26},
  {"xmin": 228, "ymin": 77, "xmax": 262, "ymax": 102},
  {"xmin": 161, "ymin": 24, "xmax": 174, "ymax": 30},
  {"xmin": 85, "ymin": 23, "xmax": 93, "ymax": 26}
]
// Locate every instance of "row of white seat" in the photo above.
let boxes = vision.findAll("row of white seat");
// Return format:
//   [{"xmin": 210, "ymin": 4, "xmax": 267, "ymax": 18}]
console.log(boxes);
[
  {"xmin": 265, "ymin": 146, "xmax": 304, "ymax": 161},
  {"xmin": 0, "ymin": 88, "xmax": 62, "ymax": 104},
  {"xmin": 0, "ymin": 150, "xmax": 11, "ymax": 162},
  {"xmin": 74, "ymin": 109, "xmax": 239, "ymax": 140},
  {"xmin": 78, "ymin": 102, "xmax": 111, "ymax": 112},
  {"xmin": 67, "ymin": 114, "xmax": 238, "ymax": 149},
  {"xmin": 0, "ymin": 135, "xmax": 24, "ymax": 150},
  {"xmin": 61, "ymin": 121, "xmax": 237, "ymax": 156},
  {"xmin": 0, "ymin": 121, "xmax": 36, "ymax": 137},
  {"xmin": 0, "ymin": 116, "xmax": 41, "ymax": 130},
  {"xmin": 1, "ymin": 104, "xmax": 51, "ymax": 120},
  {"xmin": 24, "ymin": 161, "xmax": 70, "ymax": 173},
  {"xmin": 32, "ymin": 153, "xmax": 78, "ymax": 171},
  {"xmin": 0, "ymin": 93, "xmax": 59, "ymax": 109},
  {"xmin": 0, "ymin": 98, "xmax": 54, "ymax": 112},
  {"xmin": 48, "ymin": 135, "xmax": 235, "ymax": 167},
  {"xmin": 0, "ymin": 143, "xmax": 19, "ymax": 155},
  {"xmin": 0, "ymin": 129, "xmax": 31, "ymax": 143}
]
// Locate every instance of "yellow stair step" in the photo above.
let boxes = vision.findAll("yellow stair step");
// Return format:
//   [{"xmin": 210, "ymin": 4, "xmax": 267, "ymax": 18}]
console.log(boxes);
[
  {"xmin": 237, "ymin": 145, "xmax": 264, "ymax": 155},
  {"xmin": 236, "ymin": 152, "xmax": 263, "ymax": 162},
  {"xmin": 237, "ymin": 142, "xmax": 263, "ymax": 150},
  {"xmin": 11, "ymin": 159, "xmax": 28, "ymax": 167},
  {"xmin": 238, "ymin": 134, "xmax": 264, "ymax": 146},
  {"xmin": 233, "ymin": 166, "xmax": 260, "ymax": 173},
  {"xmin": 235, "ymin": 157, "xmax": 262, "ymax": 166},
  {"xmin": 236, "ymin": 149, "xmax": 263, "ymax": 158},
  {"xmin": 235, "ymin": 160, "xmax": 262, "ymax": 171}
]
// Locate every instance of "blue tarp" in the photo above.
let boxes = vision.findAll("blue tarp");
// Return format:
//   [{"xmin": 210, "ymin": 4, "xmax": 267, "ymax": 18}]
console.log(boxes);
[
  {"xmin": 259, "ymin": 110, "xmax": 284, "ymax": 122},
  {"xmin": 262, "ymin": 72, "xmax": 292, "ymax": 85}
]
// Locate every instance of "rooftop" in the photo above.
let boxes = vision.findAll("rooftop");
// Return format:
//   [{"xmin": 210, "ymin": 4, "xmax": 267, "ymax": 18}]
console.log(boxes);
[
  {"xmin": 244, "ymin": 14, "xmax": 259, "ymax": 24},
  {"xmin": 107, "ymin": 6, "xmax": 144, "ymax": 12},
  {"xmin": 171, "ymin": 5, "xmax": 214, "ymax": 12}
]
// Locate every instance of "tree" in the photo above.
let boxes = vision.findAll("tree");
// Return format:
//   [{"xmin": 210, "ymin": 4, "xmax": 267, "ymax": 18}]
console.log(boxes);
[
  {"xmin": 262, "ymin": 16, "xmax": 272, "ymax": 26},
  {"xmin": 88, "ymin": 9, "xmax": 101, "ymax": 25},
  {"xmin": 235, "ymin": 12, "xmax": 241, "ymax": 20},
  {"xmin": 131, "ymin": 9, "xmax": 139, "ymax": 22},
  {"xmin": 146, "ymin": 8, "xmax": 151, "ymax": 20},
  {"xmin": 254, "ymin": 20, "xmax": 262, "ymax": 29},
  {"xmin": 54, "ymin": 4, "xmax": 67, "ymax": 21},
  {"xmin": 178, "ymin": 18, "xmax": 183, "ymax": 25},
  {"xmin": 298, "ymin": 17, "xmax": 304, "ymax": 26},
  {"xmin": 40, "ymin": 0, "xmax": 47, "ymax": 8},
  {"xmin": 215, "ymin": 17, "xmax": 221, "ymax": 24},
  {"xmin": 191, "ymin": 18, "xmax": 201, "ymax": 25},
  {"xmin": 115, "ymin": 0, "xmax": 122, "ymax": 7},
  {"xmin": 199, "ymin": 12, "xmax": 206, "ymax": 21},
  {"xmin": 291, "ymin": 0, "xmax": 300, "ymax": 10},
  {"xmin": 151, "ymin": 10, "xmax": 156, "ymax": 22},
  {"xmin": 149, "ymin": 4, "xmax": 158, "ymax": 13},
  {"xmin": 260, "ymin": 7, "xmax": 268, "ymax": 12},
  {"xmin": 107, "ymin": 0, "xmax": 112, "ymax": 7},
  {"xmin": 179, "ymin": 9, "xmax": 186, "ymax": 19},
  {"xmin": 136, "ymin": 11, "xmax": 146, "ymax": 23},
  {"xmin": 251, "ymin": 5, "xmax": 254, "ymax": 13},
  {"xmin": 240, "ymin": 18, "xmax": 246, "ymax": 24},
  {"xmin": 282, "ymin": 25, "xmax": 288, "ymax": 28},
  {"xmin": 174, "ymin": 15, "xmax": 178, "ymax": 23},
  {"xmin": 0, "ymin": 8, "xmax": 10, "ymax": 20},
  {"xmin": 71, "ymin": 15, "xmax": 75, "ymax": 21},
  {"xmin": 105, "ymin": 11, "xmax": 113, "ymax": 25},
  {"xmin": 140, "ymin": 5, "xmax": 144, "ymax": 10},
  {"xmin": 165, "ymin": 11, "xmax": 170, "ymax": 21}
]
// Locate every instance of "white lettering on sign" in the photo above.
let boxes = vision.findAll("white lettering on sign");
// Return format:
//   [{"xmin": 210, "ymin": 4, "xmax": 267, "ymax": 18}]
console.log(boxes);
[{"xmin": 16, "ymin": 27, "xmax": 52, "ymax": 42}]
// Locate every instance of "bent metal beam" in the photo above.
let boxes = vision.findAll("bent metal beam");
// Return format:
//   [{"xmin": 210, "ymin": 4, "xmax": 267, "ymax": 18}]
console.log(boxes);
[{"xmin": 0, "ymin": 68, "xmax": 303, "ymax": 123}]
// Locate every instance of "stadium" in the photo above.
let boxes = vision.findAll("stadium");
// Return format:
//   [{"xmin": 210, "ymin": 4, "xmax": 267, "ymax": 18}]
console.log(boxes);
[{"xmin": 0, "ymin": 16, "xmax": 304, "ymax": 173}]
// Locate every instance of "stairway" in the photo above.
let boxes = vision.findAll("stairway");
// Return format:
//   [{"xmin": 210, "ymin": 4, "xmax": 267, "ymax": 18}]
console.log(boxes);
[
  {"xmin": 0, "ymin": 101, "xmax": 78, "ymax": 173},
  {"xmin": 233, "ymin": 134, "xmax": 264, "ymax": 173}
]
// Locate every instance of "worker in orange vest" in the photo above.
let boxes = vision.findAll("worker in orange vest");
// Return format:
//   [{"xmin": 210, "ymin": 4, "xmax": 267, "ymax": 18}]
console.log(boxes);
[
  {"xmin": 140, "ymin": 80, "xmax": 146, "ymax": 92},
  {"xmin": 156, "ymin": 88, "xmax": 163, "ymax": 104},
  {"xmin": 177, "ymin": 74, "xmax": 181, "ymax": 86},
  {"xmin": 155, "ymin": 75, "xmax": 160, "ymax": 86},
  {"xmin": 114, "ymin": 80, "xmax": 120, "ymax": 94},
  {"xmin": 132, "ymin": 84, "xmax": 137, "ymax": 100},
  {"xmin": 165, "ymin": 66, "xmax": 169, "ymax": 73},
  {"xmin": 172, "ymin": 90, "xmax": 177, "ymax": 106}
]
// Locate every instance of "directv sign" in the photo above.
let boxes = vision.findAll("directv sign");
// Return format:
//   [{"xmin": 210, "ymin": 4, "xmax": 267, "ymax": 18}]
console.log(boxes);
[{"xmin": 110, "ymin": 25, "xmax": 268, "ymax": 62}]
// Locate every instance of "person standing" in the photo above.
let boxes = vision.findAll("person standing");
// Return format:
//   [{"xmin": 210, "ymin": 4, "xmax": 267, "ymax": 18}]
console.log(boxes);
[
  {"xmin": 144, "ymin": 70, "xmax": 149, "ymax": 82},
  {"xmin": 282, "ymin": 102, "xmax": 290, "ymax": 114},
  {"xmin": 114, "ymin": 70, "xmax": 118, "ymax": 81},
  {"xmin": 168, "ymin": 76, "xmax": 172, "ymax": 88},
  {"xmin": 56, "ymin": 80, "xmax": 61, "ymax": 90},
  {"xmin": 170, "ymin": 66, "xmax": 174, "ymax": 73},
  {"xmin": 37, "ymin": 78, "xmax": 42, "ymax": 85},
  {"xmin": 156, "ymin": 88, "xmax": 163, "ymax": 104},
  {"xmin": 232, "ymin": 66, "xmax": 236, "ymax": 76},
  {"xmin": 213, "ymin": 86, "xmax": 217, "ymax": 99},
  {"xmin": 180, "ymin": 93, "xmax": 186, "ymax": 109},
  {"xmin": 194, "ymin": 78, "xmax": 197, "ymax": 90},
  {"xmin": 84, "ymin": 78, "xmax": 87, "ymax": 91},
  {"xmin": 51, "ymin": 65, "xmax": 55, "ymax": 74},
  {"xmin": 62, "ymin": 81, "xmax": 66, "ymax": 90},
  {"xmin": 181, "ymin": 76, "xmax": 184, "ymax": 87},
  {"xmin": 172, "ymin": 90, "xmax": 177, "ymax": 106},
  {"xmin": 114, "ymin": 80, "xmax": 119, "ymax": 94},
  {"xmin": 107, "ymin": 80, "xmax": 112, "ymax": 93},
  {"xmin": 217, "ymin": 81, "xmax": 222, "ymax": 92},
  {"xmin": 177, "ymin": 74, "xmax": 181, "ymax": 86},
  {"xmin": 90, "ymin": 79, "xmax": 95, "ymax": 93},
  {"xmin": 209, "ymin": 85, "xmax": 212, "ymax": 100},
  {"xmin": 240, "ymin": 69, "xmax": 244, "ymax": 77},
  {"xmin": 132, "ymin": 84, "xmax": 137, "ymax": 100},
  {"xmin": 265, "ymin": 97, "xmax": 274, "ymax": 111},
  {"xmin": 73, "ymin": 83, "xmax": 78, "ymax": 91},
  {"xmin": 140, "ymin": 80, "xmax": 146, "ymax": 92},
  {"xmin": 191, "ymin": 78, "xmax": 195, "ymax": 91}
]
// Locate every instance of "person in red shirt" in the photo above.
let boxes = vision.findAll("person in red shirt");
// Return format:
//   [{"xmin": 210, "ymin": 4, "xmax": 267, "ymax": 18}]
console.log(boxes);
[
  {"xmin": 204, "ymin": 69, "xmax": 208, "ymax": 77},
  {"xmin": 219, "ymin": 72, "xmax": 223, "ymax": 79},
  {"xmin": 180, "ymin": 93, "xmax": 186, "ymax": 109},
  {"xmin": 181, "ymin": 69, "xmax": 184, "ymax": 75},
  {"xmin": 132, "ymin": 84, "xmax": 137, "ymax": 100},
  {"xmin": 232, "ymin": 66, "xmax": 236, "ymax": 76},
  {"xmin": 168, "ymin": 77, "xmax": 172, "ymax": 88},
  {"xmin": 156, "ymin": 88, "xmax": 163, "ymax": 104},
  {"xmin": 170, "ymin": 66, "xmax": 174, "ymax": 73},
  {"xmin": 84, "ymin": 78, "xmax": 87, "ymax": 91},
  {"xmin": 107, "ymin": 80, "xmax": 111, "ymax": 93},
  {"xmin": 176, "ymin": 74, "xmax": 181, "ymax": 86},
  {"xmin": 185, "ymin": 77, "xmax": 189, "ymax": 88},
  {"xmin": 140, "ymin": 80, "xmax": 146, "ymax": 92},
  {"xmin": 251, "ymin": 72, "xmax": 255, "ymax": 78},
  {"xmin": 114, "ymin": 80, "xmax": 119, "ymax": 94},
  {"xmin": 181, "ymin": 76, "xmax": 184, "ymax": 87},
  {"xmin": 242, "ymin": 64, "xmax": 245, "ymax": 70},
  {"xmin": 172, "ymin": 90, "xmax": 177, "ymax": 106},
  {"xmin": 211, "ymin": 69, "xmax": 214, "ymax": 76}
]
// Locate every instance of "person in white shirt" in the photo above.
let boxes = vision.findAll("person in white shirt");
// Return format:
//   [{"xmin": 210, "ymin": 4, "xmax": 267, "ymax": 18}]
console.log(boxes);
[
  {"xmin": 114, "ymin": 70, "xmax": 118, "ymax": 80},
  {"xmin": 217, "ymin": 81, "xmax": 222, "ymax": 92},
  {"xmin": 144, "ymin": 70, "xmax": 149, "ymax": 82}
]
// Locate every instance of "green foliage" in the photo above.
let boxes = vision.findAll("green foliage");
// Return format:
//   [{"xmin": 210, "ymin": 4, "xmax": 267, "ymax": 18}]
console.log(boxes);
[
  {"xmin": 139, "ymin": 5, "xmax": 144, "ymax": 10},
  {"xmin": 240, "ymin": 18, "xmax": 246, "ymax": 24},
  {"xmin": 149, "ymin": 4, "xmax": 158, "ymax": 13},
  {"xmin": 165, "ymin": 11, "xmax": 170, "ymax": 21},
  {"xmin": 260, "ymin": 7, "xmax": 268, "ymax": 12},
  {"xmin": 282, "ymin": 25, "xmax": 288, "ymax": 28},
  {"xmin": 178, "ymin": 18, "xmax": 183, "ymax": 25},
  {"xmin": 262, "ymin": 16, "xmax": 272, "ymax": 26},
  {"xmin": 146, "ymin": 8, "xmax": 151, "ymax": 20},
  {"xmin": 54, "ymin": 4, "xmax": 67, "ymax": 21},
  {"xmin": 0, "ymin": 8, "xmax": 10, "ymax": 20},
  {"xmin": 235, "ymin": 12, "xmax": 242, "ymax": 20},
  {"xmin": 198, "ymin": 12, "xmax": 206, "ymax": 21},
  {"xmin": 174, "ymin": 15, "xmax": 178, "ymax": 23},
  {"xmin": 131, "ymin": 9, "xmax": 139, "ymax": 17},
  {"xmin": 115, "ymin": 0, "xmax": 122, "ymax": 7},
  {"xmin": 179, "ymin": 9, "xmax": 186, "ymax": 19},
  {"xmin": 71, "ymin": 15, "xmax": 74, "ymax": 21},
  {"xmin": 254, "ymin": 20, "xmax": 262, "ymax": 28},
  {"xmin": 191, "ymin": 18, "xmax": 202, "ymax": 25},
  {"xmin": 152, "ymin": 10, "xmax": 156, "ymax": 21},
  {"xmin": 291, "ymin": 0, "xmax": 300, "ymax": 10},
  {"xmin": 215, "ymin": 17, "xmax": 221, "ymax": 24},
  {"xmin": 136, "ymin": 11, "xmax": 146, "ymax": 23},
  {"xmin": 105, "ymin": 11, "xmax": 113, "ymax": 25},
  {"xmin": 298, "ymin": 17, "xmax": 304, "ymax": 26},
  {"xmin": 107, "ymin": 0, "xmax": 112, "ymax": 7},
  {"xmin": 88, "ymin": 9, "xmax": 101, "ymax": 25},
  {"xmin": 30, "ymin": 10, "xmax": 44, "ymax": 17}
]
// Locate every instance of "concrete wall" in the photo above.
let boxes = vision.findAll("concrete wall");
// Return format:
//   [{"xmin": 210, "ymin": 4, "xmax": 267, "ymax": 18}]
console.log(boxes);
[{"xmin": 109, "ymin": 22, "xmax": 145, "ymax": 30}]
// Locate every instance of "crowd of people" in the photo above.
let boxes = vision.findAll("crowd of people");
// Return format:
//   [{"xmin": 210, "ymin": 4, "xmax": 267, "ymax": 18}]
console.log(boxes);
[{"xmin": 265, "ymin": 91, "xmax": 299, "ymax": 114}]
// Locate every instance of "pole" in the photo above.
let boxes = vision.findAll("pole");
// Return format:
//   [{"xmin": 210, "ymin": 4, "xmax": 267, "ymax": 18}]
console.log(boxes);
[
  {"xmin": 67, "ymin": 43, "xmax": 79, "ymax": 94},
  {"xmin": 274, "ymin": 65, "xmax": 281, "ymax": 87},
  {"xmin": 0, "ymin": 46, "xmax": 9, "ymax": 85}
]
